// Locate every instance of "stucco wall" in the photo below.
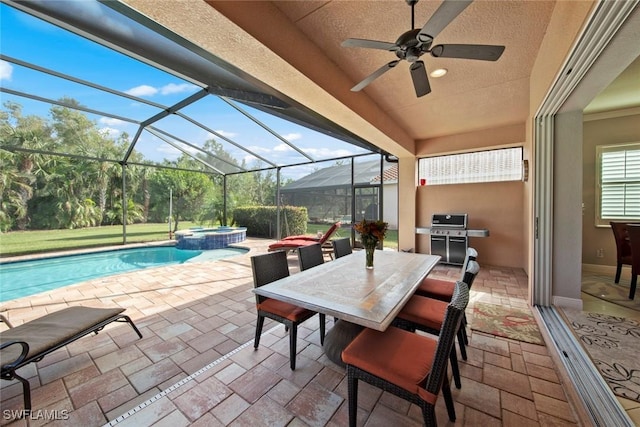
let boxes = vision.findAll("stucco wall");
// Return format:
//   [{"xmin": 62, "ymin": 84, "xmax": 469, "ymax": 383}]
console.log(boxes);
[
  {"xmin": 415, "ymin": 123, "xmax": 526, "ymax": 268},
  {"xmin": 415, "ymin": 181, "xmax": 524, "ymax": 268}
]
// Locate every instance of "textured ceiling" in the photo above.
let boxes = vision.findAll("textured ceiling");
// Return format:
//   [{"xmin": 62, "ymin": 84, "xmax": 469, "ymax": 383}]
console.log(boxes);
[
  {"xmin": 269, "ymin": 0, "xmax": 557, "ymax": 141},
  {"xmin": 208, "ymin": 0, "xmax": 638, "ymax": 143}
]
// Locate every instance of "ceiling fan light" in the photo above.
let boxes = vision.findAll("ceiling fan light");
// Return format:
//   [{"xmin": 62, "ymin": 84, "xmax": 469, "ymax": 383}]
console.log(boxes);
[{"xmin": 430, "ymin": 68, "xmax": 447, "ymax": 78}]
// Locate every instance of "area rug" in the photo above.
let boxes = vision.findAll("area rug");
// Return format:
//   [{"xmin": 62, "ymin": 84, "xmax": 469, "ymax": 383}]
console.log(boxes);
[
  {"xmin": 470, "ymin": 302, "xmax": 544, "ymax": 345},
  {"xmin": 561, "ymin": 309, "xmax": 640, "ymax": 403},
  {"xmin": 582, "ymin": 274, "xmax": 640, "ymax": 312}
]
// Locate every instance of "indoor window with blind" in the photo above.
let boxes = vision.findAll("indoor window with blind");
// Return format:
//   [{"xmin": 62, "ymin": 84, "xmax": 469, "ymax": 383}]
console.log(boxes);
[
  {"xmin": 596, "ymin": 142, "xmax": 640, "ymax": 225},
  {"xmin": 418, "ymin": 147, "xmax": 523, "ymax": 185}
]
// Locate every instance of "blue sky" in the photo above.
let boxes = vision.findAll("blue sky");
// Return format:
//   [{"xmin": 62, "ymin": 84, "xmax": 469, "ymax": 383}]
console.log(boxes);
[{"xmin": 0, "ymin": 1, "xmax": 372, "ymax": 179}]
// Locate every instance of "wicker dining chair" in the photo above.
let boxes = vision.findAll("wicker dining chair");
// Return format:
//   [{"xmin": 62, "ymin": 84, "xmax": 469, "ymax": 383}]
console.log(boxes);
[
  {"xmin": 392, "ymin": 267, "xmax": 476, "ymax": 389},
  {"xmin": 415, "ymin": 247, "xmax": 477, "ymax": 301},
  {"xmin": 342, "ymin": 281, "xmax": 469, "ymax": 427},
  {"xmin": 251, "ymin": 251, "xmax": 325, "ymax": 370},
  {"xmin": 331, "ymin": 237, "xmax": 353, "ymax": 259},
  {"xmin": 297, "ymin": 243, "xmax": 325, "ymax": 271}
]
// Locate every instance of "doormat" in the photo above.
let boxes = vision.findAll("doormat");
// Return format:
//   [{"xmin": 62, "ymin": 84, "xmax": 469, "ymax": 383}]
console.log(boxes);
[
  {"xmin": 471, "ymin": 302, "xmax": 544, "ymax": 345},
  {"xmin": 561, "ymin": 309, "xmax": 640, "ymax": 403}
]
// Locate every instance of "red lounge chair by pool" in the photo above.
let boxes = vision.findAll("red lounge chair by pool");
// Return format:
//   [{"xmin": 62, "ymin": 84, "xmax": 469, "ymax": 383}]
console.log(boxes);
[{"xmin": 268, "ymin": 221, "xmax": 340, "ymax": 253}]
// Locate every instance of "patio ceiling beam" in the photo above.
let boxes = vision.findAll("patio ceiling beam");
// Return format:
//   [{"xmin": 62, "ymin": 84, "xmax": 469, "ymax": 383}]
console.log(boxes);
[
  {"xmin": 220, "ymin": 96, "xmax": 314, "ymax": 162},
  {"xmin": 146, "ymin": 125, "xmax": 246, "ymax": 174},
  {"xmin": 0, "ymin": 87, "xmax": 139, "ymax": 125},
  {"xmin": 0, "ymin": 54, "xmax": 170, "ymax": 111},
  {"xmin": 145, "ymin": 127, "xmax": 227, "ymax": 176},
  {"xmin": 175, "ymin": 110, "xmax": 277, "ymax": 168}
]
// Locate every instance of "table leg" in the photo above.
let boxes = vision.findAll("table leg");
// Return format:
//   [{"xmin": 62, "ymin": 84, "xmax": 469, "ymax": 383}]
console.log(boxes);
[{"xmin": 323, "ymin": 320, "xmax": 364, "ymax": 367}]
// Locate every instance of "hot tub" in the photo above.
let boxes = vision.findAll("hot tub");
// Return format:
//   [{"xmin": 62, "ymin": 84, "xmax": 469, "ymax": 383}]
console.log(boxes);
[{"xmin": 174, "ymin": 226, "xmax": 247, "ymax": 250}]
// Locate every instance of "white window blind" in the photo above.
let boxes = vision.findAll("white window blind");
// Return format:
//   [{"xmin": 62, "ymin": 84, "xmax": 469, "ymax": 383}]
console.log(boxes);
[
  {"xmin": 597, "ymin": 143, "xmax": 640, "ymax": 222},
  {"xmin": 418, "ymin": 147, "xmax": 523, "ymax": 185}
]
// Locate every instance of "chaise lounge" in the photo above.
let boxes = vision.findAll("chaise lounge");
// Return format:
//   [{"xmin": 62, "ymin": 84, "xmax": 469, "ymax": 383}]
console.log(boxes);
[
  {"xmin": 268, "ymin": 221, "xmax": 341, "ymax": 254},
  {"xmin": 0, "ymin": 306, "xmax": 142, "ymax": 413}
]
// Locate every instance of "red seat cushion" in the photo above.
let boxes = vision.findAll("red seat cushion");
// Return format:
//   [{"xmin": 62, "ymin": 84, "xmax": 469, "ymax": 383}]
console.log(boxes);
[
  {"xmin": 415, "ymin": 277, "xmax": 455, "ymax": 302},
  {"xmin": 257, "ymin": 298, "xmax": 312, "ymax": 322},
  {"xmin": 268, "ymin": 239, "xmax": 316, "ymax": 251},
  {"xmin": 342, "ymin": 326, "xmax": 437, "ymax": 395},
  {"xmin": 280, "ymin": 235, "xmax": 319, "ymax": 242},
  {"xmin": 397, "ymin": 295, "xmax": 447, "ymax": 331}
]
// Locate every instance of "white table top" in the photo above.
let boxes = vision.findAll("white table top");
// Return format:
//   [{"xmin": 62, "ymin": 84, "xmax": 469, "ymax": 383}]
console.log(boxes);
[{"xmin": 253, "ymin": 250, "xmax": 440, "ymax": 331}]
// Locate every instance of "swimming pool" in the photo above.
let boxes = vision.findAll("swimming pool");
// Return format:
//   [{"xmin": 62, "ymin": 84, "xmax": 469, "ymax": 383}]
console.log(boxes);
[{"xmin": 0, "ymin": 246, "xmax": 248, "ymax": 302}]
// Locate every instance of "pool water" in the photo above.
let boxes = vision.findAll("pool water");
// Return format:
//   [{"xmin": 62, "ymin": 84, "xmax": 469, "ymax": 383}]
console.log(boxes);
[{"xmin": 0, "ymin": 246, "xmax": 247, "ymax": 302}]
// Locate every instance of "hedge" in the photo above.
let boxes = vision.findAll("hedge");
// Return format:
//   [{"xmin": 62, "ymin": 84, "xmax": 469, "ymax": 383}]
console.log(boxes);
[{"xmin": 233, "ymin": 206, "xmax": 308, "ymax": 238}]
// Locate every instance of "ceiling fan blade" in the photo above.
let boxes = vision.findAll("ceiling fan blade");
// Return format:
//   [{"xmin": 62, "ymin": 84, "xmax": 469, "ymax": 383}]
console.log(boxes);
[
  {"xmin": 342, "ymin": 38, "xmax": 398, "ymax": 51},
  {"xmin": 351, "ymin": 60, "xmax": 400, "ymax": 92},
  {"xmin": 417, "ymin": 0, "xmax": 472, "ymax": 42},
  {"xmin": 431, "ymin": 44, "xmax": 505, "ymax": 61},
  {"xmin": 410, "ymin": 61, "xmax": 431, "ymax": 97}
]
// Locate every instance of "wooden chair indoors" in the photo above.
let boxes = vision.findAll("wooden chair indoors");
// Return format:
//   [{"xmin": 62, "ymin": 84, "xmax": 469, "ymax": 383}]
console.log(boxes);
[
  {"xmin": 627, "ymin": 224, "xmax": 640, "ymax": 300},
  {"xmin": 251, "ymin": 251, "xmax": 325, "ymax": 370},
  {"xmin": 332, "ymin": 237, "xmax": 353, "ymax": 259},
  {"xmin": 342, "ymin": 281, "xmax": 470, "ymax": 427},
  {"xmin": 610, "ymin": 221, "xmax": 634, "ymax": 284}
]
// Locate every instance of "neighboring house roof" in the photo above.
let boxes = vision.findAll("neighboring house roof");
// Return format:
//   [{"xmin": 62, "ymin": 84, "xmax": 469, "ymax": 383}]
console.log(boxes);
[
  {"xmin": 370, "ymin": 164, "xmax": 398, "ymax": 184},
  {"xmin": 281, "ymin": 160, "xmax": 397, "ymax": 191}
]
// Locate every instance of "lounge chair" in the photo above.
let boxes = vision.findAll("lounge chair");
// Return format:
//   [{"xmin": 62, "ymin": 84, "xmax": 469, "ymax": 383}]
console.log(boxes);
[
  {"xmin": 1, "ymin": 306, "xmax": 142, "ymax": 413},
  {"xmin": 268, "ymin": 221, "xmax": 340, "ymax": 253}
]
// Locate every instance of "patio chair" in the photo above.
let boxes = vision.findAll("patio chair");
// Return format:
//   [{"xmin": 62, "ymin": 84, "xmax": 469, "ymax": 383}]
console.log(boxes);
[
  {"xmin": 251, "ymin": 251, "xmax": 325, "ymax": 370},
  {"xmin": 627, "ymin": 225, "xmax": 640, "ymax": 300},
  {"xmin": 268, "ymin": 221, "xmax": 341, "ymax": 253},
  {"xmin": 342, "ymin": 281, "xmax": 469, "ymax": 427},
  {"xmin": 610, "ymin": 222, "xmax": 634, "ymax": 284},
  {"xmin": 332, "ymin": 237, "xmax": 353, "ymax": 259},
  {"xmin": 0, "ymin": 306, "xmax": 142, "ymax": 413},
  {"xmin": 392, "ymin": 277, "xmax": 475, "ymax": 389},
  {"xmin": 297, "ymin": 243, "xmax": 325, "ymax": 271},
  {"xmin": 415, "ymin": 260, "xmax": 480, "ymax": 360},
  {"xmin": 415, "ymin": 247, "xmax": 477, "ymax": 301}
]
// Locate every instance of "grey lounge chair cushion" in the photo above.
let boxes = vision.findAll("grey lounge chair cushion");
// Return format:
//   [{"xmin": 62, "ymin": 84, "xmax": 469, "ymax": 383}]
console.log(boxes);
[{"xmin": 1, "ymin": 306, "xmax": 125, "ymax": 364}]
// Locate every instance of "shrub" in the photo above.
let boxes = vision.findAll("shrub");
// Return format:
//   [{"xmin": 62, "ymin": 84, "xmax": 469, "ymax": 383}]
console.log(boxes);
[{"xmin": 233, "ymin": 206, "xmax": 307, "ymax": 238}]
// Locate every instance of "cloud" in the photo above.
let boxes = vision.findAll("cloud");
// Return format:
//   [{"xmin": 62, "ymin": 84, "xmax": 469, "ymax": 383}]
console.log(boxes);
[
  {"xmin": 282, "ymin": 132, "xmax": 302, "ymax": 141},
  {"xmin": 0, "ymin": 60, "xmax": 13, "ymax": 81},
  {"xmin": 125, "ymin": 85, "xmax": 158, "ymax": 97},
  {"xmin": 99, "ymin": 117, "xmax": 126, "ymax": 127},
  {"xmin": 274, "ymin": 143, "xmax": 294, "ymax": 152},
  {"xmin": 213, "ymin": 130, "xmax": 237, "ymax": 138},
  {"xmin": 160, "ymin": 83, "xmax": 196, "ymax": 95}
]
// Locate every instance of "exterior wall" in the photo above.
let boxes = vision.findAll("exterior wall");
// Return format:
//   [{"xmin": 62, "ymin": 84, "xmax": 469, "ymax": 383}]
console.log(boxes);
[
  {"xmin": 415, "ymin": 181, "xmax": 524, "ymax": 268},
  {"xmin": 582, "ymin": 113, "xmax": 640, "ymax": 269},
  {"xmin": 382, "ymin": 183, "xmax": 398, "ymax": 229},
  {"xmin": 415, "ymin": 123, "xmax": 526, "ymax": 268}
]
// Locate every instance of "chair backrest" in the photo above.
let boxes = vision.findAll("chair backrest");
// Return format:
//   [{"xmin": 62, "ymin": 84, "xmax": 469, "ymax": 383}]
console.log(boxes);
[
  {"xmin": 610, "ymin": 222, "xmax": 633, "ymax": 261},
  {"xmin": 421, "ymin": 281, "xmax": 469, "ymax": 399},
  {"xmin": 251, "ymin": 251, "xmax": 289, "ymax": 304},
  {"xmin": 461, "ymin": 260, "xmax": 480, "ymax": 290},
  {"xmin": 298, "ymin": 243, "xmax": 325, "ymax": 271},
  {"xmin": 318, "ymin": 222, "xmax": 341, "ymax": 245},
  {"xmin": 332, "ymin": 237, "xmax": 353, "ymax": 259},
  {"xmin": 628, "ymin": 225, "xmax": 640, "ymax": 270}
]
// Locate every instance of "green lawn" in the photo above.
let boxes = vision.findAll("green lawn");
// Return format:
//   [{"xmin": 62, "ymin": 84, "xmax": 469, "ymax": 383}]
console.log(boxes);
[
  {"xmin": 0, "ymin": 222, "xmax": 199, "ymax": 258},
  {"xmin": 0, "ymin": 221, "xmax": 398, "ymax": 258}
]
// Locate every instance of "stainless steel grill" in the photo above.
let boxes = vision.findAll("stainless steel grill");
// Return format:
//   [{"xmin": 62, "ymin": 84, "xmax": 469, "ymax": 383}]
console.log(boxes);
[{"xmin": 429, "ymin": 214, "xmax": 469, "ymax": 265}]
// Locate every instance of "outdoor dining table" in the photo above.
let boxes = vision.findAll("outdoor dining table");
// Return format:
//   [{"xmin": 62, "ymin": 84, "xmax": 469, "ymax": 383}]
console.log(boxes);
[{"xmin": 253, "ymin": 250, "xmax": 440, "ymax": 366}]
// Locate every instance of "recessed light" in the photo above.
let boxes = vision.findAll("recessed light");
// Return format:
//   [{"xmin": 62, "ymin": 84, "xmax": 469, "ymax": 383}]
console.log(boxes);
[{"xmin": 430, "ymin": 68, "xmax": 448, "ymax": 78}]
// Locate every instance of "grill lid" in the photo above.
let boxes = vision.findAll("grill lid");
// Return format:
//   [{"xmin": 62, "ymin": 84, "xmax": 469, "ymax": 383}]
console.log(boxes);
[{"xmin": 431, "ymin": 214, "xmax": 468, "ymax": 228}]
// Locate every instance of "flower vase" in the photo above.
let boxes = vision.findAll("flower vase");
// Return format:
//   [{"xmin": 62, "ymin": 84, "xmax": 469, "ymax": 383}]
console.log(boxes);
[{"xmin": 364, "ymin": 240, "xmax": 376, "ymax": 269}]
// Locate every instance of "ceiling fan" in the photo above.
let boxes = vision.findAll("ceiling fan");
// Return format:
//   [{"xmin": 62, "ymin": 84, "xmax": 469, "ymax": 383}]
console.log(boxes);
[{"xmin": 342, "ymin": 0, "xmax": 505, "ymax": 97}]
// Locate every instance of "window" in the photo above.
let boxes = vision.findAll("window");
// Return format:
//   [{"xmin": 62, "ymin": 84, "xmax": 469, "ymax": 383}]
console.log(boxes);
[
  {"xmin": 418, "ymin": 147, "xmax": 523, "ymax": 185},
  {"xmin": 596, "ymin": 142, "xmax": 640, "ymax": 225}
]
